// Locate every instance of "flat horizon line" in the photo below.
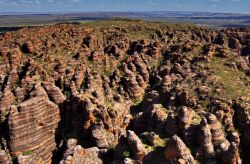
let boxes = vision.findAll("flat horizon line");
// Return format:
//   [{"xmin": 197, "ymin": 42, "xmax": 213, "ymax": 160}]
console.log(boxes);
[{"xmin": 0, "ymin": 10, "xmax": 250, "ymax": 16}]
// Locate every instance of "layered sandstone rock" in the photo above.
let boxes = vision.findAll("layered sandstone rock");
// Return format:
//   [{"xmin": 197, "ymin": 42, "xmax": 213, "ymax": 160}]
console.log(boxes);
[
  {"xmin": 206, "ymin": 113, "xmax": 229, "ymax": 151},
  {"xmin": 127, "ymin": 130, "xmax": 147, "ymax": 160},
  {"xmin": 233, "ymin": 98, "xmax": 250, "ymax": 147},
  {"xmin": 198, "ymin": 118, "xmax": 215, "ymax": 161},
  {"xmin": 8, "ymin": 46, "xmax": 22, "ymax": 67},
  {"xmin": 54, "ymin": 61, "xmax": 66, "ymax": 77},
  {"xmin": 14, "ymin": 87, "xmax": 27, "ymax": 103},
  {"xmin": 0, "ymin": 89, "xmax": 14, "ymax": 121},
  {"xmin": 90, "ymin": 125, "xmax": 109, "ymax": 149},
  {"xmin": 164, "ymin": 135, "xmax": 195, "ymax": 164},
  {"xmin": 0, "ymin": 19, "xmax": 250, "ymax": 164},
  {"xmin": 177, "ymin": 106, "xmax": 197, "ymax": 144},
  {"xmin": 42, "ymin": 82, "xmax": 66, "ymax": 105},
  {"xmin": 83, "ymin": 34, "xmax": 98, "ymax": 50},
  {"xmin": 0, "ymin": 47, "xmax": 9, "ymax": 58},
  {"xmin": 7, "ymin": 96, "xmax": 60, "ymax": 163}
]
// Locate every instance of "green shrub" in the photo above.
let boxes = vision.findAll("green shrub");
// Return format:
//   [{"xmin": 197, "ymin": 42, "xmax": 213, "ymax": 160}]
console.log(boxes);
[
  {"xmin": 122, "ymin": 151, "xmax": 130, "ymax": 158},
  {"xmin": 22, "ymin": 150, "xmax": 33, "ymax": 156}
]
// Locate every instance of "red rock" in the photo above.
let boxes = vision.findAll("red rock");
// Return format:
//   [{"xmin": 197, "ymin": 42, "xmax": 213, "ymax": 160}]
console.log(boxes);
[
  {"xmin": 7, "ymin": 96, "xmax": 60, "ymax": 163},
  {"xmin": 164, "ymin": 135, "xmax": 195, "ymax": 164},
  {"xmin": 165, "ymin": 111, "xmax": 178, "ymax": 137},
  {"xmin": 8, "ymin": 46, "xmax": 22, "ymax": 67},
  {"xmin": 14, "ymin": 87, "xmax": 26, "ymax": 102},
  {"xmin": 54, "ymin": 61, "xmax": 66, "ymax": 76},
  {"xmin": 178, "ymin": 106, "xmax": 195, "ymax": 143},
  {"xmin": 42, "ymin": 81, "xmax": 66, "ymax": 105},
  {"xmin": 0, "ymin": 47, "xmax": 9, "ymax": 58},
  {"xmin": 90, "ymin": 125, "xmax": 109, "ymax": 149},
  {"xmin": 198, "ymin": 118, "xmax": 215, "ymax": 160},
  {"xmin": 0, "ymin": 150, "xmax": 11, "ymax": 164},
  {"xmin": 220, "ymin": 142, "xmax": 242, "ymax": 164},
  {"xmin": 60, "ymin": 146, "xmax": 102, "ymax": 164},
  {"xmin": 206, "ymin": 113, "xmax": 229, "ymax": 149},
  {"xmin": 83, "ymin": 34, "xmax": 97, "ymax": 50},
  {"xmin": 17, "ymin": 154, "xmax": 43, "ymax": 164},
  {"xmin": 127, "ymin": 130, "xmax": 147, "ymax": 160},
  {"xmin": 0, "ymin": 89, "xmax": 14, "ymax": 121},
  {"xmin": 22, "ymin": 41, "xmax": 34, "ymax": 53},
  {"xmin": 233, "ymin": 98, "xmax": 250, "ymax": 147}
]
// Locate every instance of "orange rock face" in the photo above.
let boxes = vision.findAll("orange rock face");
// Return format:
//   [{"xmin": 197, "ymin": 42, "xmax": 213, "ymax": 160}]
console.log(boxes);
[
  {"xmin": 164, "ymin": 135, "xmax": 195, "ymax": 163},
  {"xmin": 7, "ymin": 96, "xmax": 60, "ymax": 163}
]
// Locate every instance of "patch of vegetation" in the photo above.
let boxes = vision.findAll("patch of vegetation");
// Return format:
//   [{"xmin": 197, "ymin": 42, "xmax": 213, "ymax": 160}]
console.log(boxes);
[
  {"xmin": 84, "ymin": 19, "xmax": 176, "ymax": 41},
  {"xmin": 22, "ymin": 150, "xmax": 33, "ymax": 156},
  {"xmin": 122, "ymin": 151, "xmax": 130, "ymax": 158},
  {"xmin": 64, "ymin": 90, "xmax": 71, "ymax": 98},
  {"xmin": 198, "ymin": 99, "xmax": 210, "ymax": 111},
  {"xmin": 108, "ymin": 144, "xmax": 116, "ymax": 152},
  {"xmin": 209, "ymin": 57, "xmax": 250, "ymax": 99},
  {"xmin": 154, "ymin": 137, "xmax": 167, "ymax": 148}
]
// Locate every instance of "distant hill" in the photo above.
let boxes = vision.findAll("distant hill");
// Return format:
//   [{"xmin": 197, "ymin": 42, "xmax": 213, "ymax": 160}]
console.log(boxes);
[{"xmin": 1, "ymin": 11, "xmax": 250, "ymax": 29}]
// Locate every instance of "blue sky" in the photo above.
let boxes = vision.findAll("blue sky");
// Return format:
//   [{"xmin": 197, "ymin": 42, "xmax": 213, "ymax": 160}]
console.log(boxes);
[{"xmin": 0, "ymin": 0, "xmax": 249, "ymax": 14}]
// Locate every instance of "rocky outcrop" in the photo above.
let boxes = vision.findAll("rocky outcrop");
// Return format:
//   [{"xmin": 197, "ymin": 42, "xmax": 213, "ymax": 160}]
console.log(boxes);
[
  {"xmin": 178, "ymin": 106, "xmax": 195, "ymax": 143},
  {"xmin": 210, "ymin": 99, "xmax": 235, "ymax": 134},
  {"xmin": 220, "ymin": 142, "xmax": 242, "ymax": 164},
  {"xmin": 176, "ymin": 91, "xmax": 196, "ymax": 107},
  {"xmin": 14, "ymin": 87, "xmax": 27, "ymax": 103},
  {"xmin": 8, "ymin": 46, "xmax": 22, "ymax": 67},
  {"xmin": 123, "ymin": 71, "xmax": 144, "ymax": 99},
  {"xmin": 17, "ymin": 154, "xmax": 43, "ymax": 164},
  {"xmin": 206, "ymin": 113, "xmax": 229, "ymax": 151},
  {"xmin": 0, "ymin": 47, "xmax": 9, "ymax": 58},
  {"xmin": 233, "ymin": 98, "xmax": 250, "ymax": 147},
  {"xmin": 0, "ymin": 19, "xmax": 250, "ymax": 163},
  {"xmin": 0, "ymin": 89, "xmax": 14, "ymax": 121},
  {"xmin": 0, "ymin": 150, "xmax": 11, "ymax": 164},
  {"xmin": 29, "ymin": 83, "xmax": 48, "ymax": 98},
  {"xmin": 6, "ymin": 69, "xmax": 19, "ymax": 89},
  {"xmin": 54, "ymin": 61, "xmax": 66, "ymax": 77},
  {"xmin": 7, "ymin": 96, "xmax": 60, "ymax": 163},
  {"xmin": 42, "ymin": 82, "xmax": 66, "ymax": 105},
  {"xmin": 90, "ymin": 125, "xmax": 109, "ymax": 149},
  {"xmin": 83, "ymin": 34, "xmax": 98, "ymax": 50},
  {"xmin": 22, "ymin": 41, "xmax": 34, "ymax": 53},
  {"xmin": 73, "ymin": 64, "xmax": 85, "ymax": 90},
  {"xmin": 60, "ymin": 146, "xmax": 102, "ymax": 164},
  {"xmin": 198, "ymin": 118, "xmax": 215, "ymax": 161},
  {"xmin": 164, "ymin": 135, "xmax": 195, "ymax": 164},
  {"xmin": 165, "ymin": 111, "xmax": 178, "ymax": 137},
  {"xmin": 127, "ymin": 130, "xmax": 147, "ymax": 160}
]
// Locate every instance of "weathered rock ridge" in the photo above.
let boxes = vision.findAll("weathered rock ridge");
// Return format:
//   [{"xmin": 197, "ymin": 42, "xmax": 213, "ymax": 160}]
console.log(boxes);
[{"xmin": 0, "ymin": 19, "xmax": 249, "ymax": 163}]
